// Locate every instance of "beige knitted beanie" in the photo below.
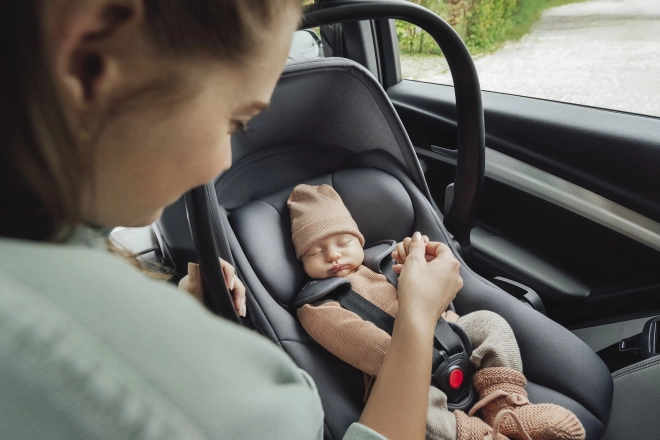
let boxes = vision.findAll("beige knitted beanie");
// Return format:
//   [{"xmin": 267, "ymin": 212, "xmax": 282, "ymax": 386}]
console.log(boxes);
[{"xmin": 287, "ymin": 184, "xmax": 365, "ymax": 259}]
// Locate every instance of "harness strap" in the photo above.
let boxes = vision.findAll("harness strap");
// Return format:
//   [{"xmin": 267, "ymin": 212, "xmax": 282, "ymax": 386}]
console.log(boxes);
[
  {"xmin": 434, "ymin": 318, "xmax": 465, "ymax": 356},
  {"xmin": 331, "ymin": 288, "xmax": 395, "ymax": 335},
  {"xmin": 330, "ymin": 289, "xmax": 464, "ymax": 362},
  {"xmin": 380, "ymin": 261, "xmax": 399, "ymax": 288}
]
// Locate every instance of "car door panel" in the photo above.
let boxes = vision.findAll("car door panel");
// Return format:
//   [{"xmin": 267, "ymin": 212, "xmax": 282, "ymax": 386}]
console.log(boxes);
[
  {"xmin": 389, "ymin": 80, "xmax": 660, "ymax": 222},
  {"xmin": 388, "ymin": 80, "xmax": 660, "ymax": 327}
]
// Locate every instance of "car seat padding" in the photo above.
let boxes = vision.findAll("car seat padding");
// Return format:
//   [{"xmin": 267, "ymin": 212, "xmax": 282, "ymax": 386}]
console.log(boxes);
[{"xmin": 227, "ymin": 150, "xmax": 612, "ymax": 439}]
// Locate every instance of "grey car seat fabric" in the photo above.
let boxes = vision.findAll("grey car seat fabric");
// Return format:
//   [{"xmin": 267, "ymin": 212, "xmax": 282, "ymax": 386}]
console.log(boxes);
[
  {"xmin": 159, "ymin": 58, "xmax": 613, "ymax": 440},
  {"xmin": 602, "ymin": 356, "xmax": 660, "ymax": 440}
]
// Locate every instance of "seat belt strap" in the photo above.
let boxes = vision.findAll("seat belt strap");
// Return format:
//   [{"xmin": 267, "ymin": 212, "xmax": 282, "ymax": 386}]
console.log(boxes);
[
  {"xmin": 331, "ymin": 288, "xmax": 395, "ymax": 335},
  {"xmin": 434, "ymin": 318, "xmax": 464, "ymax": 356}
]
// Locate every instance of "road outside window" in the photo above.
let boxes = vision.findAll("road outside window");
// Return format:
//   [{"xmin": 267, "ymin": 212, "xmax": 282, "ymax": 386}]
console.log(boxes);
[{"xmin": 398, "ymin": 0, "xmax": 660, "ymax": 118}]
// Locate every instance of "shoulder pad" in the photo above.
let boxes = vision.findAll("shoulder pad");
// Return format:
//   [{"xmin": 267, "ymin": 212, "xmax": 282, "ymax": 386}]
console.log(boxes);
[
  {"xmin": 293, "ymin": 277, "xmax": 352, "ymax": 308},
  {"xmin": 363, "ymin": 240, "xmax": 397, "ymax": 273}
]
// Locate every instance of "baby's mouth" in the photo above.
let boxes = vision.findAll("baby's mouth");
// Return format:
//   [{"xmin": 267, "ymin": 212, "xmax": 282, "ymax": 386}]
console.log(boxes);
[{"xmin": 330, "ymin": 264, "xmax": 349, "ymax": 273}]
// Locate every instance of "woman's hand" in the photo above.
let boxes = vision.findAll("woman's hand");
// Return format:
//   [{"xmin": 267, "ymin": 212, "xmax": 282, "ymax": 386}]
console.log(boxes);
[
  {"xmin": 359, "ymin": 233, "xmax": 462, "ymax": 438},
  {"xmin": 178, "ymin": 259, "xmax": 247, "ymax": 317},
  {"xmin": 393, "ymin": 232, "xmax": 463, "ymax": 325},
  {"xmin": 391, "ymin": 234, "xmax": 430, "ymax": 264}
]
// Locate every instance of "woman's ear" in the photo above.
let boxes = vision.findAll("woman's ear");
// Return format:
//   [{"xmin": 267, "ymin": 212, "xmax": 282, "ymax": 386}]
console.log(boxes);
[{"xmin": 44, "ymin": 0, "xmax": 145, "ymax": 115}]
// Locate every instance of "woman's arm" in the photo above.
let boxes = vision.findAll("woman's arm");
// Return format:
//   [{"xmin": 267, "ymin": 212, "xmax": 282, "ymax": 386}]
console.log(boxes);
[
  {"xmin": 358, "ymin": 311, "xmax": 436, "ymax": 439},
  {"xmin": 358, "ymin": 233, "xmax": 463, "ymax": 440}
]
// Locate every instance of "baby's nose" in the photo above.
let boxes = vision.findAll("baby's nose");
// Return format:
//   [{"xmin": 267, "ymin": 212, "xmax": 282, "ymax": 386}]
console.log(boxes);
[{"xmin": 327, "ymin": 249, "xmax": 341, "ymax": 261}]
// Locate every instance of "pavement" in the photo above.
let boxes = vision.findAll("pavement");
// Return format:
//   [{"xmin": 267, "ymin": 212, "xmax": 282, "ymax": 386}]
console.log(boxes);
[{"xmin": 400, "ymin": 0, "xmax": 660, "ymax": 117}]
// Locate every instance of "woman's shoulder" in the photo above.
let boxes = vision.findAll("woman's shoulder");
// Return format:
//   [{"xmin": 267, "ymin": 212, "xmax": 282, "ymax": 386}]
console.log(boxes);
[{"xmin": 0, "ymin": 238, "xmax": 324, "ymax": 439}]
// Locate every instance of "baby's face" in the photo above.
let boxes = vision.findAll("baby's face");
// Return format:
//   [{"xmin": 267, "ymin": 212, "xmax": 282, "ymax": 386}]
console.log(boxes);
[{"xmin": 301, "ymin": 233, "xmax": 365, "ymax": 279}]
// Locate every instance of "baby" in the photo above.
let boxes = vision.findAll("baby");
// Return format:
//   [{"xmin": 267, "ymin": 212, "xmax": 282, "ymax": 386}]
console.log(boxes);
[{"xmin": 288, "ymin": 184, "xmax": 585, "ymax": 440}]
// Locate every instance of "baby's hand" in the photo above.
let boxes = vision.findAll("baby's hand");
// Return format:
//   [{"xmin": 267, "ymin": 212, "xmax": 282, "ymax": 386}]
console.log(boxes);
[
  {"xmin": 178, "ymin": 258, "xmax": 247, "ymax": 317},
  {"xmin": 391, "ymin": 235, "xmax": 430, "ymax": 265}
]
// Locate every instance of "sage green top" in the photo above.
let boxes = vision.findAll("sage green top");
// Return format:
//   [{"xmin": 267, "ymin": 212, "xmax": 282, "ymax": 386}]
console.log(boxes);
[{"xmin": 0, "ymin": 227, "xmax": 385, "ymax": 440}]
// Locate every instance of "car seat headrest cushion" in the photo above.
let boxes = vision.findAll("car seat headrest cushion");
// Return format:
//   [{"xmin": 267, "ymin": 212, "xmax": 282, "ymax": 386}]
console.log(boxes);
[{"xmin": 229, "ymin": 168, "xmax": 414, "ymax": 307}]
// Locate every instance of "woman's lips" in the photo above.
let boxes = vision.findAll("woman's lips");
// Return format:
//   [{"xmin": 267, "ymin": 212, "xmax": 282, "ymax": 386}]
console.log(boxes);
[{"xmin": 330, "ymin": 264, "xmax": 349, "ymax": 273}]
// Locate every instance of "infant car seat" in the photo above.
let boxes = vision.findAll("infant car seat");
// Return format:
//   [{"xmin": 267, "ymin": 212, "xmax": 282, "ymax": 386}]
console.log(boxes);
[{"xmin": 158, "ymin": 58, "xmax": 612, "ymax": 439}]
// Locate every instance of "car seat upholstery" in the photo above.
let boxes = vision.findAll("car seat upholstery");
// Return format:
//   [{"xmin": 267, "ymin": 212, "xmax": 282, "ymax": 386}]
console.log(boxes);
[{"xmin": 158, "ymin": 58, "xmax": 612, "ymax": 440}]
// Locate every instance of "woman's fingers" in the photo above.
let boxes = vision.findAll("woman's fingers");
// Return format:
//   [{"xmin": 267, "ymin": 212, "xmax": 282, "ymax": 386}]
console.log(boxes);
[
  {"xmin": 394, "ymin": 234, "xmax": 431, "ymax": 263},
  {"xmin": 178, "ymin": 259, "xmax": 246, "ymax": 316},
  {"xmin": 396, "ymin": 233, "xmax": 463, "ymax": 324},
  {"xmin": 219, "ymin": 258, "xmax": 235, "ymax": 290},
  {"xmin": 425, "ymin": 241, "xmax": 451, "ymax": 258},
  {"xmin": 404, "ymin": 232, "xmax": 425, "ymax": 262},
  {"xmin": 233, "ymin": 276, "xmax": 247, "ymax": 317},
  {"xmin": 178, "ymin": 262, "xmax": 203, "ymax": 302},
  {"xmin": 218, "ymin": 258, "xmax": 247, "ymax": 317}
]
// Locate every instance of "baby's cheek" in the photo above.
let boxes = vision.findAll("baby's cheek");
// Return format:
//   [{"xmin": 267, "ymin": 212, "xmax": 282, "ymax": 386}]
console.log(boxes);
[{"xmin": 302, "ymin": 260, "xmax": 322, "ymax": 279}]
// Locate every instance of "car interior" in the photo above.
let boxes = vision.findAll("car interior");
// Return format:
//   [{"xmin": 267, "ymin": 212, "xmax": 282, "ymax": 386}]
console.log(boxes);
[{"xmin": 110, "ymin": 1, "xmax": 660, "ymax": 439}]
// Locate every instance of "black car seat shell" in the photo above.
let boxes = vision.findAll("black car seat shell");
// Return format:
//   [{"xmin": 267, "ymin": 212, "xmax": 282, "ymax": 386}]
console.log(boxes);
[{"xmin": 160, "ymin": 58, "xmax": 613, "ymax": 439}]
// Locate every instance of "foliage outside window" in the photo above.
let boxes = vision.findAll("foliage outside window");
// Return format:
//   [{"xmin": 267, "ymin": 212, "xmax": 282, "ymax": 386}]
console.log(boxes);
[{"xmin": 396, "ymin": 0, "xmax": 580, "ymax": 56}]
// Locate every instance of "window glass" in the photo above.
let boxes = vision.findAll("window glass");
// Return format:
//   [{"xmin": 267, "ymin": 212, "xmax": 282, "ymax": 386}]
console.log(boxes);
[{"xmin": 397, "ymin": 0, "xmax": 660, "ymax": 117}]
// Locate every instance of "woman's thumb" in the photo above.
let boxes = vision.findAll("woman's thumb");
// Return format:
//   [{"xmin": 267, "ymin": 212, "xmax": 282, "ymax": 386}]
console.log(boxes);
[
  {"xmin": 188, "ymin": 262, "xmax": 199, "ymax": 281},
  {"xmin": 406, "ymin": 232, "xmax": 426, "ymax": 261}
]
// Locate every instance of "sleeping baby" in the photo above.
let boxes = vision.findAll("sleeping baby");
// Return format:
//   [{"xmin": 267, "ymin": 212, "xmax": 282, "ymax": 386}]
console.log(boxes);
[{"xmin": 288, "ymin": 184, "xmax": 584, "ymax": 440}]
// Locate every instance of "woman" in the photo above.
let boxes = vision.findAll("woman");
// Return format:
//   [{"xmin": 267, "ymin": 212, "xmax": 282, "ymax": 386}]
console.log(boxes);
[{"xmin": 0, "ymin": 1, "xmax": 463, "ymax": 439}]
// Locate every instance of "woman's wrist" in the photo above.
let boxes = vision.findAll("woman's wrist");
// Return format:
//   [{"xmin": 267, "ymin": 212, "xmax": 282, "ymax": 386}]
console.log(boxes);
[
  {"xmin": 394, "ymin": 307, "xmax": 437, "ymax": 342},
  {"xmin": 397, "ymin": 302, "xmax": 440, "ymax": 331}
]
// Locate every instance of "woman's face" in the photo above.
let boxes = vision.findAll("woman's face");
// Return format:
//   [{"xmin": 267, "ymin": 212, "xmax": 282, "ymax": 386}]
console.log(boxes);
[
  {"xmin": 88, "ymin": 49, "xmax": 294, "ymax": 228},
  {"xmin": 49, "ymin": 2, "xmax": 299, "ymax": 228}
]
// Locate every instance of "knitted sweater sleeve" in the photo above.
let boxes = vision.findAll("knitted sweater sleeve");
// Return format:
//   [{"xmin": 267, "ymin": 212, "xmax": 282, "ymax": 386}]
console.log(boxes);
[{"xmin": 298, "ymin": 302, "xmax": 391, "ymax": 377}]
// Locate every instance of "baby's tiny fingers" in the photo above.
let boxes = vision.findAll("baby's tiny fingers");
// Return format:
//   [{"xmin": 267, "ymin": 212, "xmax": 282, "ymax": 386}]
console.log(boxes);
[
  {"xmin": 392, "ymin": 263, "xmax": 404, "ymax": 274},
  {"xmin": 402, "ymin": 237, "xmax": 412, "ymax": 255},
  {"xmin": 396, "ymin": 241, "xmax": 408, "ymax": 261}
]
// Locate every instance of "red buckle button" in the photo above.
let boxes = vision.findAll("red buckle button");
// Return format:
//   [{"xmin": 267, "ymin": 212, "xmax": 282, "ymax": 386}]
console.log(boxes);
[{"xmin": 449, "ymin": 369, "xmax": 464, "ymax": 389}]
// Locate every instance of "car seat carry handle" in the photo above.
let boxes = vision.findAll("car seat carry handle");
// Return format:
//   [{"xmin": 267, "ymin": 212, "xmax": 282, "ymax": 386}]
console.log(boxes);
[
  {"xmin": 185, "ymin": 183, "xmax": 241, "ymax": 324},
  {"xmin": 302, "ymin": 1, "xmax": 486, "ymax": 258}
]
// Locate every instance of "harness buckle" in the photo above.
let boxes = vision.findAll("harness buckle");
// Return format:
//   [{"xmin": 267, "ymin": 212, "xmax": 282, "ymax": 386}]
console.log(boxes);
[{"xmin": 431, "ymin": 319, "xmax": 476, "ymax": 411}]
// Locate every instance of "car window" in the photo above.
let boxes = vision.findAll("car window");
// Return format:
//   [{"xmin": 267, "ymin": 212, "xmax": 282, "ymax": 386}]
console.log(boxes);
[{"xmin": 396, "ymin": 0, "xmax": 660, "ymax": 118}]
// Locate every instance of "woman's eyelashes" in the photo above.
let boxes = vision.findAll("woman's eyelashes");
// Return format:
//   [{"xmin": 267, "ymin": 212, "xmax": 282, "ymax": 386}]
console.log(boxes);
[{"xmin": 228, "ymin": 120, "xmax": 250, "ymax": 134}]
